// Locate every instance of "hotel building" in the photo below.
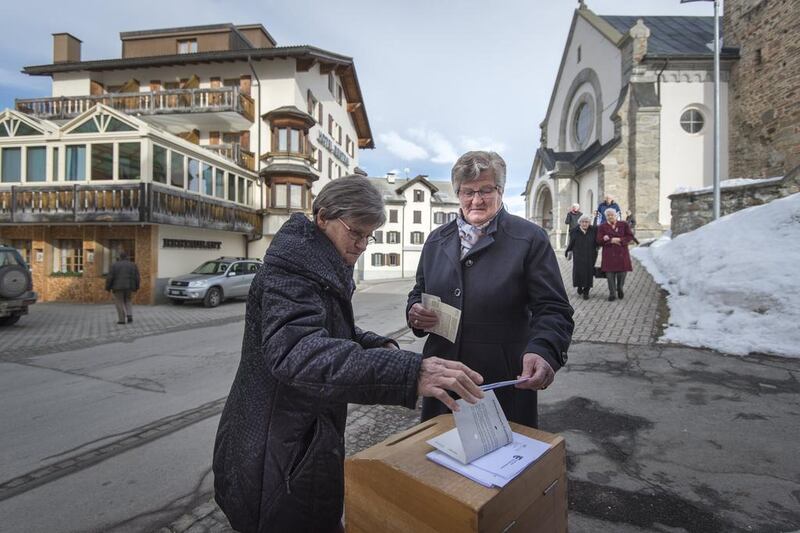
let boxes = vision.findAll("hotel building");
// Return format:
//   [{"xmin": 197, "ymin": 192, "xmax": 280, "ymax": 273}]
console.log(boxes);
[{"xmin": 0, "ymin": 23, "xmax": 373, "ymax": 303}]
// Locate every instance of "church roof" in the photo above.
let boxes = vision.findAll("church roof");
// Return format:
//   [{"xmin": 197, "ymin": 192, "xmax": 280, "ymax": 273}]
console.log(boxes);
[{"xmin": 599, "ymin": 15, "xmax": 738, "ymax": 58}]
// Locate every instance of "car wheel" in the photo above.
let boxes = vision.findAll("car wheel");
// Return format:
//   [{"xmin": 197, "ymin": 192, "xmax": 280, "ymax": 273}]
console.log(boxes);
[
  {"xmin": 204, "ymin": 287, "xmax": 222, "ymax": 308},
  {"xmin": 170, "ymin": 299, "xmax": 185, "ymax": 306},
  {"xmin": 0, "ymin": 265, "xmax": 29, "ymax": 299},
  {"xmin": 0, "ymin": 314, "xmax": 21, "ymax": 326}
]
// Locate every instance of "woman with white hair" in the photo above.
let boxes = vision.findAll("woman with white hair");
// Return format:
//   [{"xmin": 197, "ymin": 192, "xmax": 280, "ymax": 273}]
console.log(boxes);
[
  {"xmin": 564, "ymin": 203, "xmax": 583, "ymax": 232},
  {"xmin": 565, "ymin": 214, "xmax": 598, "ymax": 300},
  {"xmin": 406, "ymin": 151, "xmax": 574, "ymax": 428},
  {"xmin": 596, "ymin": 208, "xmax": 634, "ymax": 301}
]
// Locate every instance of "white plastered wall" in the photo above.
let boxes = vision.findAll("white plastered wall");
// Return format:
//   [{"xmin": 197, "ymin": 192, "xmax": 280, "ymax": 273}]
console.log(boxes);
[
  {"xmin": 658, "ymin": 77, "xmax": 729, "ymax": 226},
  {"xmin": 156, "ymin": 224, "xmax": 247, "ymax": 278},
  {"xmin": 546, "ymin": 16, "xmax": 622, "ymax": 150}
]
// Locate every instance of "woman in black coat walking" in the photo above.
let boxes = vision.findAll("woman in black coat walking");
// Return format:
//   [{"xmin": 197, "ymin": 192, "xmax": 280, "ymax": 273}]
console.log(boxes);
[
  {"xmin": 565, "ymin": 214, "xmax": 598, "ymax": 300},
  {"xmin": 213, "ymin": 176, "xmax": 484, "ymax": 533}
]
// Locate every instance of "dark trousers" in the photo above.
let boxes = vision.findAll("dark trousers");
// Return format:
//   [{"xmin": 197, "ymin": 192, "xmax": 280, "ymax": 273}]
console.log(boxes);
[{"xmin": 606, "ymin": 272, "xmax": 627, "ymax": 295}]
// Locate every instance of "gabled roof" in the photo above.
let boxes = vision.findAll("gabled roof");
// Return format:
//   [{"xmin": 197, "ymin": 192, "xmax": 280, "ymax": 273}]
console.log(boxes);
[
  {"xmin": 22, "ymin": 44, "xmax": 374, "ymax": 149},
  {"xmin": 600, "ymin": 15, "xmax": 737, "ymax": 58},
  {"xmin": 538, "ymin": 137, "xmax": 621, "ymax": 174},
  {"xmin": 369, "ymin": 177, "xmax": 458, "ymax": 206},
  {"xmin": 394, "ymin": 174, "xmax": 439, "ymax": 194}
]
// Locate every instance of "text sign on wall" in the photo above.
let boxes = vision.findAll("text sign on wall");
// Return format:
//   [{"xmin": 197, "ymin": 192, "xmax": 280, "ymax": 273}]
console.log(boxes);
[
  {"xmin": 162, "ymin": 239, "xmax": 222, "ymax": 250},
  {"xmin": 317, "ymin": 131, "xmax": 350, "ymax": 166}
]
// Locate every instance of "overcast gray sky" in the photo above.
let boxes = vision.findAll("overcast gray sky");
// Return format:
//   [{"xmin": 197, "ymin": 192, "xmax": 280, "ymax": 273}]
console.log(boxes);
[{"xmin": 0, "ymin": 0, "xmax": 714, "ymax": 211}]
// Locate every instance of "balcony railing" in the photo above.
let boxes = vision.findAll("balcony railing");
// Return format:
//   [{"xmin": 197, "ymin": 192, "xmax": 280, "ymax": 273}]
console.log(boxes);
[
  {"xmin": 205, "ymin": 142, "xmax": 256, "ymax": 171},
  {"xmin": 0, "ymin": 183, "xmax": 260, "ymax": 237},
  {"xmin": 15, "ymin": 87, "xmax": 255, "ymax": 123}
]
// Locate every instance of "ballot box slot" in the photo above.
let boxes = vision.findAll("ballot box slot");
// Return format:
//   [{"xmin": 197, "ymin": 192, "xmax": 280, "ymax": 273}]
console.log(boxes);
[{"xmin": 385, "ymin": 421, "xmax": 438, "ymax": 446}]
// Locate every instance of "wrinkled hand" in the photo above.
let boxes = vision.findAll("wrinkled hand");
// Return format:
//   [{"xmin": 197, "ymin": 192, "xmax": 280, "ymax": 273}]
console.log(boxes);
[
  {"xmin": 603, "ymin": 235, "xmax": 610, "ymax": 241},
  {"xmin": 515, "ymin": 353, "xmax": 555, "ymax": 391},
  {"xmin": 565, "ymin": 251, "xmax": 572, "ymax": 261},
  {"xmin": 418, "ymin": 357, "xmax": 484, "ymax": 411},
  {"xmin": 611, "ymin": 237, "xmax": 621, "ymax": 245},
  {"xmin": 408, "ymin": 302, "xmax": 439, "ymax": 330},
  {"xmin": 382, "ymin": 342, "xmax": 399, "ymax": 350}
]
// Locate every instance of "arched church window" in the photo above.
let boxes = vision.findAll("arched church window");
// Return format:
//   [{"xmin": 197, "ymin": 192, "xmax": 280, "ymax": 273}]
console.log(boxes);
[
  {"xmin": 680, "ymin": 109, "xmax": 705, "ymax": 134},
  {"xmin": 573, "ymin": 102, "xmax": 592, "ymax": 148}
]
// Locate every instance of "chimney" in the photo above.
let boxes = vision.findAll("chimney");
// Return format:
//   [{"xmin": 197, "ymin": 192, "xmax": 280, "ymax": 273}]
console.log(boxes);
[
  {"xmin": 386, "ymin": 172, "xmax": 396, "ymax": 184},
  {"xmin": 53, "ymin": 33, "xmax": 82, "ymax": 63}
]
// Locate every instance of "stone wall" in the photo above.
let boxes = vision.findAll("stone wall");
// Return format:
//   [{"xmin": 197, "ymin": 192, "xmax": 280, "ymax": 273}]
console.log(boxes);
[
  {"xmin": 0, "ymin": 225, "xmax": 156, "ymax": 304},
  {"xmin": 669, "ymin": 164, "xmax": 800, "ymax": 236},
  {"xmin": 725, "ymin": 0, "xmax": 800, "ymax": 178}
]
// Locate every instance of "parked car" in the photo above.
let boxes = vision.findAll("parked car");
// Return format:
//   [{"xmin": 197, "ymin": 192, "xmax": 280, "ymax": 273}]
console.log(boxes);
[
  {"xmin": 0, "ymin": 246, "xmax": 37, "ymax": 326},
  {"xmin": 165, "ymin": 257, "xmax": 261, "ymax": 307}
]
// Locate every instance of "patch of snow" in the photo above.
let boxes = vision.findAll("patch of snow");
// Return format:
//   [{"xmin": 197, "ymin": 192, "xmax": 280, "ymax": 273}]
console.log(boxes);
[
  {"xmin": 632, "ymin": 193, "xmax": 800, "ymax": 358},
  {"xmin": 671, "ymin": 176, "xmax": 784, "ymax": 195}
]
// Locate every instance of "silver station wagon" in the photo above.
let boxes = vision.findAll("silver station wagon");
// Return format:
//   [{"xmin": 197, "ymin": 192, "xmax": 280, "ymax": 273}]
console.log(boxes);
[{"xmin": 165, "ymin": 257, "xmax": 261, "ymax": 307}]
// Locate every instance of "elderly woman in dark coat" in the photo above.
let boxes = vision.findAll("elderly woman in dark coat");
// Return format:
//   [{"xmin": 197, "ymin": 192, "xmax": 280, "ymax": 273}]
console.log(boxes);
[
  {"xmin": 213, "ymin": 176, "xmax": 484, "ymax": 533},
  {"xmin": 407, "ymin": 151, "xmax": 574, "ymax": 428},
  {"xmin": 596, "ymin": 208, "xmax": 634, "ymax": 301},
  {"xmin": 565, "ymin": 214, "xmax": 598, "ymax": 300}
]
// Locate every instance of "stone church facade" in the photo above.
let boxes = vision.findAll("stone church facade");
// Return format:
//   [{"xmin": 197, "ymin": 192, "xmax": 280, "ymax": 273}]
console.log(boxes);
[{"xmin": 524, "ymin": 3, "xmax": 737, "ymax": 248}]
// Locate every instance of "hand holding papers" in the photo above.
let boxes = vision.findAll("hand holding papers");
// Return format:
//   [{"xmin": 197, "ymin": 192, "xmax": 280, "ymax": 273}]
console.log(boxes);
[
  {"xmin": 421, "ymin": 293, "xmax": 461, "ymax": 343},
  {"xmin": 426, "ymin": 390, "xmax": 551, "ymax": 488}
]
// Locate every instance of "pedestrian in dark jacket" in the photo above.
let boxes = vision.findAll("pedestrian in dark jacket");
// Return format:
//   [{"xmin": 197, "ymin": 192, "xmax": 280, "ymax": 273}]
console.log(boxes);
[
  {"xmin": 565, "ymin": 214, "xmax": 598, "ymax": 300},
  {"xmin": 564, "ymin": 203, "xmax": 583, "ymax": 232},
  {"xmin": 596, "ymin": 208, "xmax": 634, "ymax": 301},
  {"xmin": 407, "ymin": 151, "xmax": 574, "ymax": 429},
  {"xmin": 596, "ymin": 194, "xmax": 622, "ymax": 224},
  {"xmin": 105, "ymin": 252, "xmax": 140, "ymax": 324},
  {"xmin": 213, "ymin": 175, "xmax": 484, "ymax": 533}
]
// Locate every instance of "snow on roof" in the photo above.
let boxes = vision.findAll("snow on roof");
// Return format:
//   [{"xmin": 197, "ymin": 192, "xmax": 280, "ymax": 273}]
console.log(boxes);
[
  {"xmin": 632, "ymin": 193, "xmax": 800, "ymax": 357},
  {"xmin": 671, "ymin": 176, "xmax": 785, "ymax": 195}
]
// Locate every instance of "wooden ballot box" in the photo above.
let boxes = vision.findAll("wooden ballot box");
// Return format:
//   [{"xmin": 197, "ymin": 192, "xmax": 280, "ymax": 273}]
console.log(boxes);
[{"xmin": 345, "ymin": 415, "xmax": 567, "ymax": 533}]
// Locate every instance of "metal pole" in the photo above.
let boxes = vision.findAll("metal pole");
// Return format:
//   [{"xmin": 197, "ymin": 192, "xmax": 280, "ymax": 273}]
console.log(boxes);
[{"xmin": 713, "ymin": 0, "xmax": 721, "ymax": 219}]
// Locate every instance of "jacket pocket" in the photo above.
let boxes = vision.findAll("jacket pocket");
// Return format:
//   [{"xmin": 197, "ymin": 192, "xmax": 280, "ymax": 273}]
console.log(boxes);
[{"xmin": 285, "ymin": 417, "xmax": 320, "ymax": 495}]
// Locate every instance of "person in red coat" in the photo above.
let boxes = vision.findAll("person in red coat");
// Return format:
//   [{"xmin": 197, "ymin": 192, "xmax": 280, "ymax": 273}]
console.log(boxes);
[{"xmin": 596, "ymin": 208, "xmax": 634, "ymax": 301}]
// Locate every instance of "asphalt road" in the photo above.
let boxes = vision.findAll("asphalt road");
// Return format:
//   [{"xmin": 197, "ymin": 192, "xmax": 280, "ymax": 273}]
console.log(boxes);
[{"xmin": 0, "ymin": 279, "xmax": 416, "ymax": 533}]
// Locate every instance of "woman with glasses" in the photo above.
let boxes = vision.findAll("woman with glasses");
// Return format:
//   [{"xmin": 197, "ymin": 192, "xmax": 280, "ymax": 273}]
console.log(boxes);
[
  {"xmin": 407, "ymin": 151, "xmax": 574, "ymax": 428},
  {"xmin": 214, "ymin": 175, "xmax": 484, "ymax": 533}
]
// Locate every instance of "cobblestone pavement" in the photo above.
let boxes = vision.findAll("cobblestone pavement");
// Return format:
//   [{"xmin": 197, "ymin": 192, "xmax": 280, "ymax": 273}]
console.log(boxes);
[
  {"xmin": 3, "ymin": 252, "xmax": 666, "ymax": 532},
  {"xmin": 557, "ymin": 253, "xmax": 664, "ymax": 345},
  {"xmin": 0, "ymin": 300, "xmax": 247, "ymax": 358}
]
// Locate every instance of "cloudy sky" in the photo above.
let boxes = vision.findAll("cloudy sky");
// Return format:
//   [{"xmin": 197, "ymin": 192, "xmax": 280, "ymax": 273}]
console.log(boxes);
[{"xmin": 0, "ymin": 0, "xmax": 713, "ymax": 213}]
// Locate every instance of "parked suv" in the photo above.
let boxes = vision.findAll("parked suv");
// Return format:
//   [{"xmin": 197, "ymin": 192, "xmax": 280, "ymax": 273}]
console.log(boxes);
[
  {"xmin": 0, "ymin": 246, "xmax": 37, "ymax": 326},
  {"xmin": 165, "ymin": 257, "xmax": 261, "ymax": 307}
]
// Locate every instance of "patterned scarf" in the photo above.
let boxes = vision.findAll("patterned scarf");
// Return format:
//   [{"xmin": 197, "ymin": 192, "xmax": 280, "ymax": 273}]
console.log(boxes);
[{"xmin": 456, "ymin": 209, "xmax": 501, "ymax": 259}]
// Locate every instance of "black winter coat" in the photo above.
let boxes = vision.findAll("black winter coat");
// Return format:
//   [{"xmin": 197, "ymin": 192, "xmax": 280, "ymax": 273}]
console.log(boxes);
[
  {"xmin": 407, "ymin": 209, "xmax": 573, "ymax": 428},
  {"xmin": 564, "ymin": 210, "xmax": 583, "ymax": 232},
  {"xmin": 213, "ymin": 213, "xmax": 421, "ymax": 533},
  {"xmin": 105, "ymin": 259, "xmax": 140, "ymax": 292},
  {"xmin": 565, "ymin": 226, "xmax": 598, "ymax": 289}
]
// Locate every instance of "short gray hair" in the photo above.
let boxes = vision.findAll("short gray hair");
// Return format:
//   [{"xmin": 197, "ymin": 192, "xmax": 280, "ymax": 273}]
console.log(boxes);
[
  {"xmin": 604, "ymin": 207, "xmax": 618, "ymax": 217},
  {"xmin": 312, "ymin": 175, "xmax": 386, "ymax": 226},
  {"xmin": 451, "ymin": 151, "xmax": 507, "ymax": 193},
  {"xmin": 578, "ymin": 214, "xmax": 593, "ymax": 224}
]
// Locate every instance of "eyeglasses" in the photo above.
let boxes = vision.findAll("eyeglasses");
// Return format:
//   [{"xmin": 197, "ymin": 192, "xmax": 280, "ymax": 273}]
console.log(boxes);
[
  {"xmin": 457, "ymin": 185, "xmax": 500, "ymax": 200},
  {"xmin": 338, "ymin": 218, "xmax": 376, "ymax": 245}
]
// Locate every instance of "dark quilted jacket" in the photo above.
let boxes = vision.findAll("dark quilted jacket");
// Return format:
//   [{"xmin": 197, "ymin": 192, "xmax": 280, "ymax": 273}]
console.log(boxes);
[{"xmin": 213, "ymin": 213, "xmax": 421, "ymax": 533}]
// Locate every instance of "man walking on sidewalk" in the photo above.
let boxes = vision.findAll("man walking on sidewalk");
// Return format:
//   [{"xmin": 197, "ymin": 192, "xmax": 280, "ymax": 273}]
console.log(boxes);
[{"xmin": 106, "ymin": 252, "xmax": 140, "ymax": 325}]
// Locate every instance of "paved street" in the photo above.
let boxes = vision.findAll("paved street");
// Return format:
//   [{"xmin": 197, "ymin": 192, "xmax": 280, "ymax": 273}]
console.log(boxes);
[{"xmin": 2, "ymin": 258, "xmax": 798, "ymax": 533}]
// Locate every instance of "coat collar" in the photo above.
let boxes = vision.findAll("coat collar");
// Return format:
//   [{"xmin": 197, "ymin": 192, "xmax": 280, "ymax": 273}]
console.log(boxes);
[
  {"xmin": 438, "ymin": 207, "xmax": 507, "ymax": 262},
  {"xmin": 263, "ymin": 213, "xmax": 354, "ymax": 299}
]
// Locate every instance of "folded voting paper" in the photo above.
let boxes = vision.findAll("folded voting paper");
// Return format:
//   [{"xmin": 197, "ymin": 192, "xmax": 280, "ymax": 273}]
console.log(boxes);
[
  {"xmin": 421, "ymin": 293, "xmax": 461, "ymax": 343},
  {"xmin": 425, "ymin": 391, "xmax": 552, "ymax": 487}
]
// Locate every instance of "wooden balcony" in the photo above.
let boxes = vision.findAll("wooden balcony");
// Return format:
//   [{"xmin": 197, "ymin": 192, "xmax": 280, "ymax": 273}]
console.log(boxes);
[
  {"xmin": 15, "ymin": 87, "xmax": 255, "ymax": 130},
  {"xmin": 0, "ymin": 183, "xmax": 261, "ymax": 237},
  {"xmin": 205, "ymin": 142, "xmax": 256, "ymax": 171}
]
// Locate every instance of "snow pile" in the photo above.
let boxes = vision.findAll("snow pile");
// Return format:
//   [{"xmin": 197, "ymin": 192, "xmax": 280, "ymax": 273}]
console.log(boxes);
[
  {"xmin": 632, "ymin": 193, "xmax": 800, "ymax": 357},
  {"xmin": 671, "ymin": 176, "xmax": 784, "ymax": 195}
]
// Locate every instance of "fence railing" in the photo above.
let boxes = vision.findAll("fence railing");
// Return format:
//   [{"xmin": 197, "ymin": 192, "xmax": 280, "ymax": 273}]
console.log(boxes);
[
  {"xmin": 0, "ymin": 183, "xmax": 260, "ymax": 237},
  {"xmin": 15, "ymin": 87, "xmax": 255, "ymax": 122},
  {"xmin": 205, "ymin": 143, "xmax": 256, "ymax": 171}
]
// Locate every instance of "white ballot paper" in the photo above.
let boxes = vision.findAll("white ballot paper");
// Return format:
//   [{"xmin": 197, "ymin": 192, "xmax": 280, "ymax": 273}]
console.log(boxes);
[
  {"xmin": 421, "ymin": 293, "xmax": 461, "ymax": 343},
  {"xmin": 425, "ymin": 391, "xmax": 552, "ymax": 487}
]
